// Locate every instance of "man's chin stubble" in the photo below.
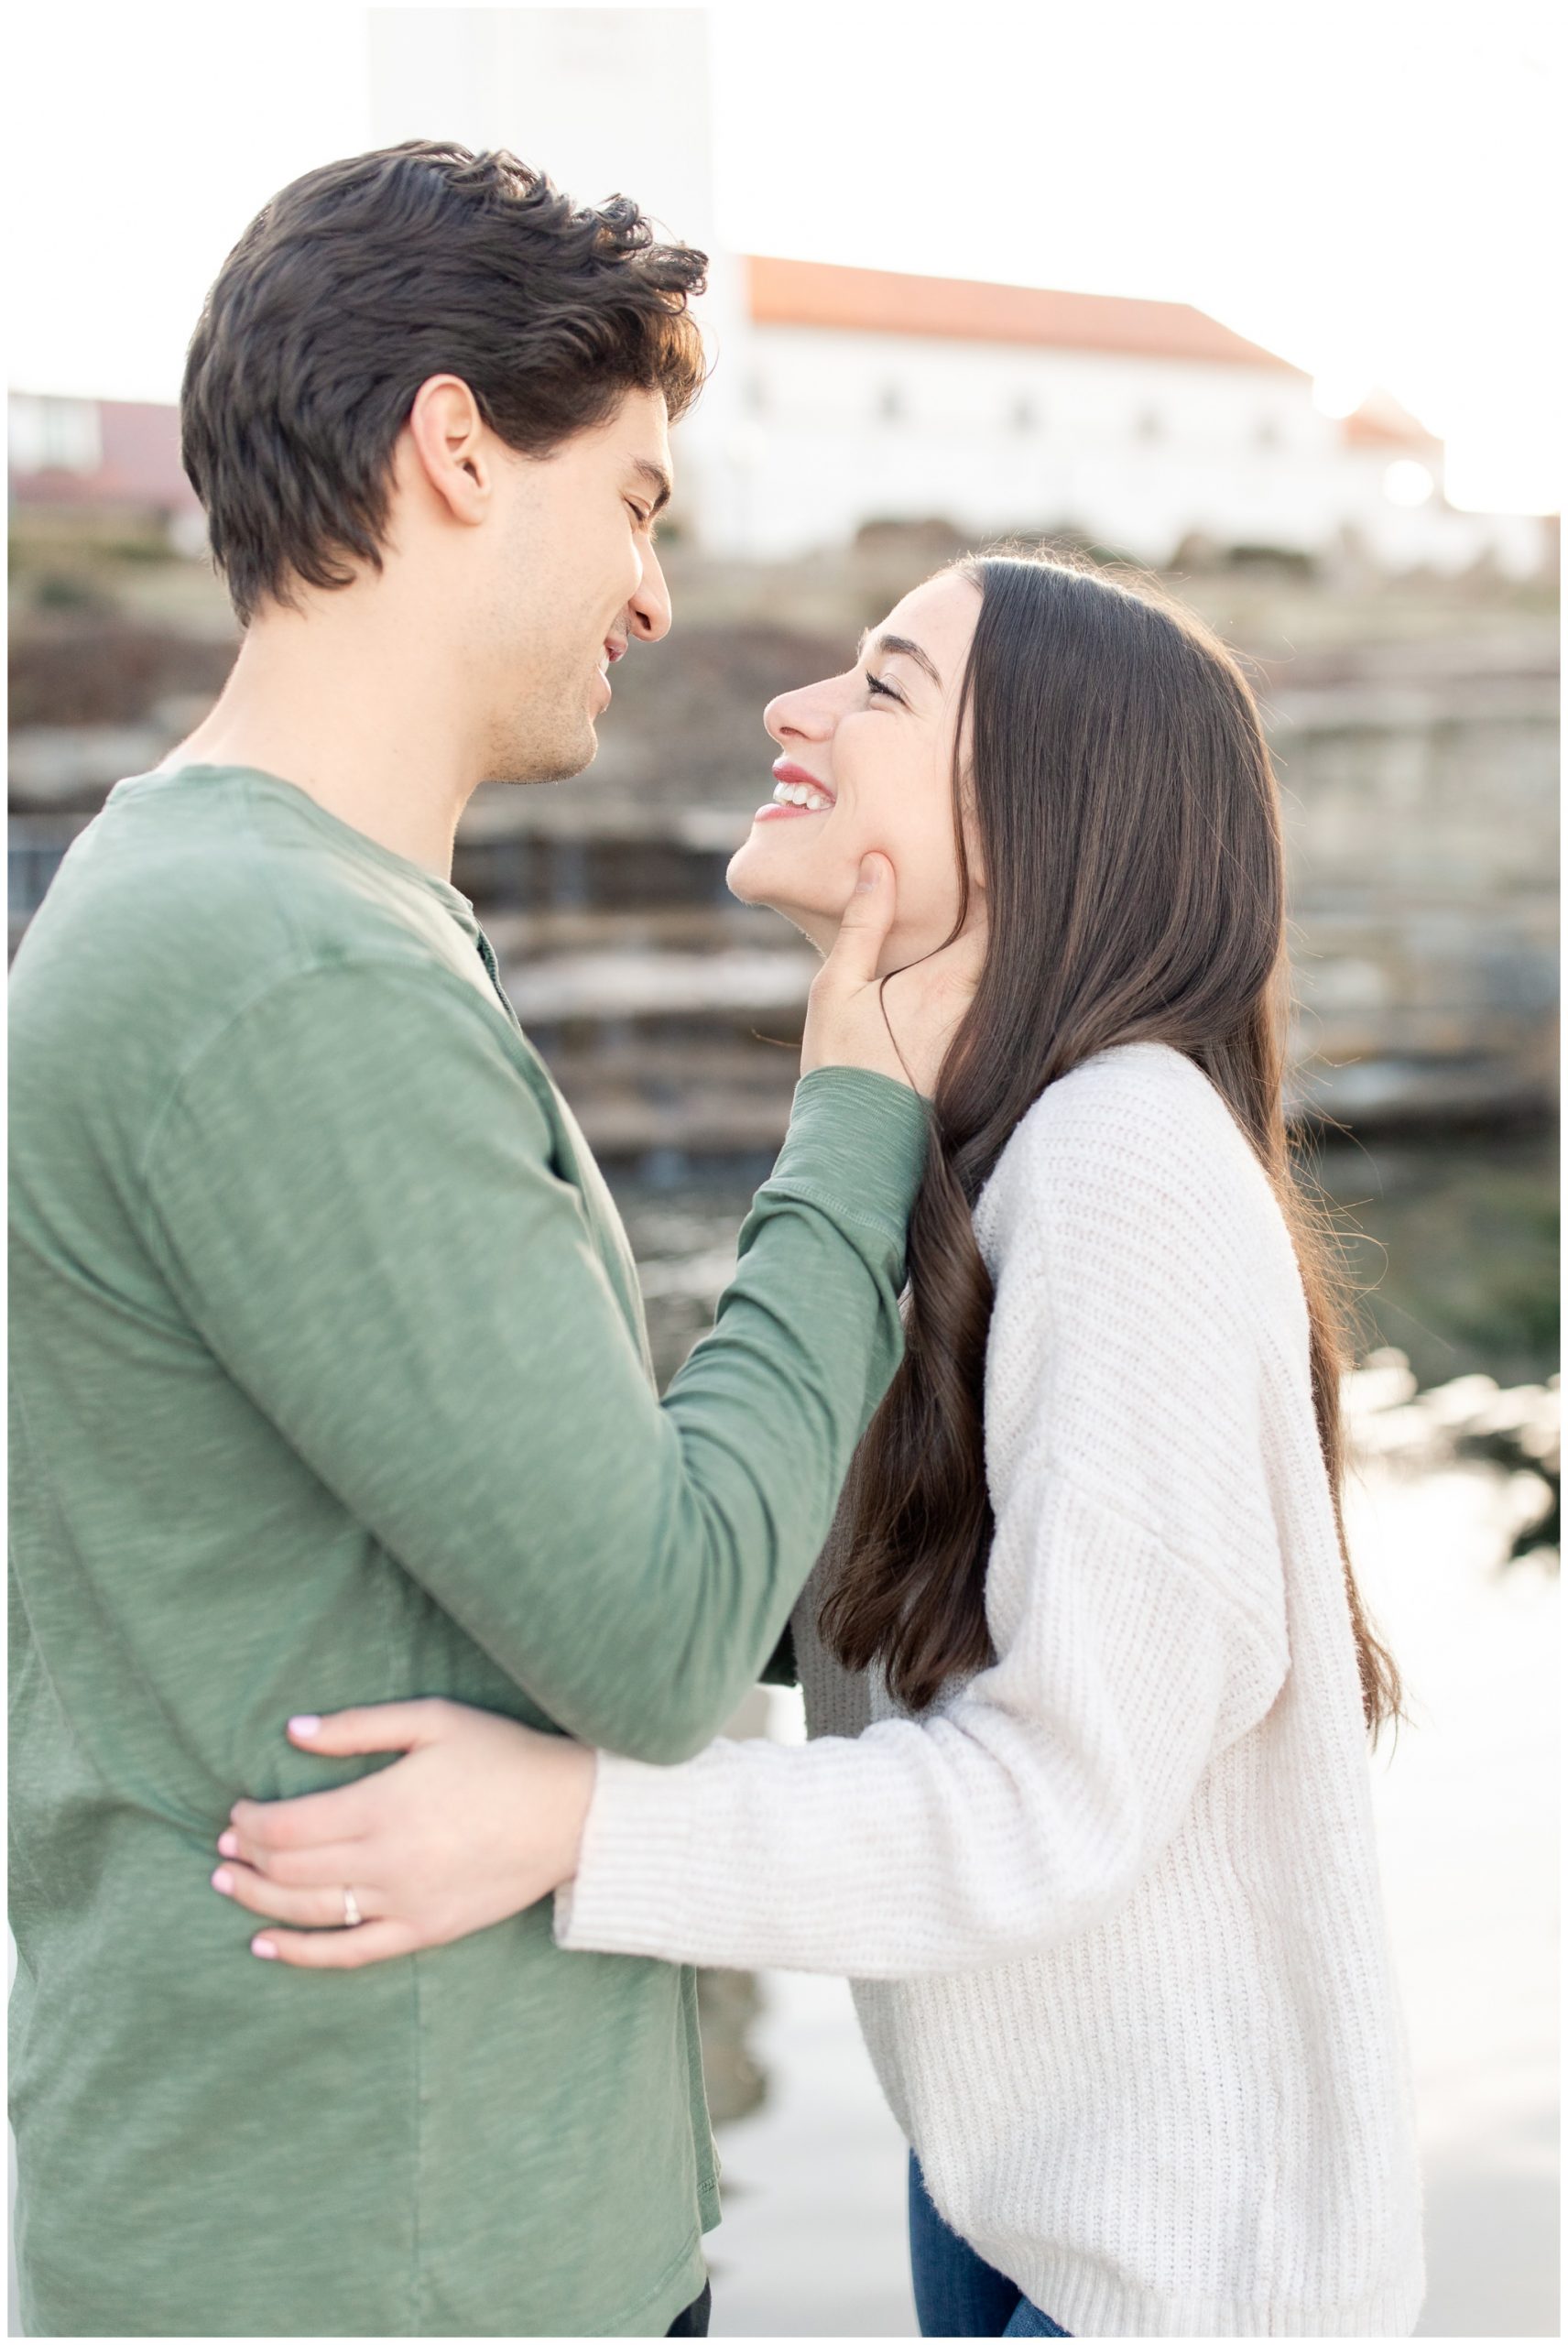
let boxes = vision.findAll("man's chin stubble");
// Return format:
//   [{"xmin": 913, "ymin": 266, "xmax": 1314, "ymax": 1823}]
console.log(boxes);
[{"xmin": 485, "ymin": 722, "xmax": 598, "ymax": 790}]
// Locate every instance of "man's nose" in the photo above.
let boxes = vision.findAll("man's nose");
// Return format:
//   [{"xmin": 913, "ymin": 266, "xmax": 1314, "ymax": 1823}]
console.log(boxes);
[{"xmin": 626, "ymin": 541, "xmax": 672, "ymax": 644}]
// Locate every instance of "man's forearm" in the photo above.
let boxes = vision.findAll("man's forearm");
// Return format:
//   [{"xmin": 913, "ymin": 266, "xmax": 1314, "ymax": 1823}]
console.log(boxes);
[{"xmin": 596, "ymin": 1067, "xmax": 927, "ymax": 1757}]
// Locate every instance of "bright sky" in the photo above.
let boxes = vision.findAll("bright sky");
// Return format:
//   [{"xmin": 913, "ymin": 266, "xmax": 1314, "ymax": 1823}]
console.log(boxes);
[{"xmin": 7, "ymin": 0, "xmax": 1561, "ymax": 514}]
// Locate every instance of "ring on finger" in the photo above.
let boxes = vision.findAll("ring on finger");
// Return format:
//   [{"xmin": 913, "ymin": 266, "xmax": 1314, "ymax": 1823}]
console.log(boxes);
[{"xmin": 342, "ymin": 1885, "xmax": 364, "ymax": 1928}]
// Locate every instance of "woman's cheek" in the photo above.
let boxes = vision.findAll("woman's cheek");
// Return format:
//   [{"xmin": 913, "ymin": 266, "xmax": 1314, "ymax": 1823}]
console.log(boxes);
[
  {"xmin": 726, "ymin": 823, "xmax": 862, "ymax": 917},
  {"xmin": 878, "ymin": 848, "xmax": 964, "ymax": 958}
]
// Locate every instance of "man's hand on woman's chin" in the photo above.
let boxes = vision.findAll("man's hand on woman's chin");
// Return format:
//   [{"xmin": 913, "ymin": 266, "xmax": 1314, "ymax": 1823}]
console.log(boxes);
[
  {"xmin": 800, "ymin": 851, "xmax": 983, "ymax": 1096},
  {"xmin": 211, "ymin": 1700, "xmax": 596, "ymax": 1969}
]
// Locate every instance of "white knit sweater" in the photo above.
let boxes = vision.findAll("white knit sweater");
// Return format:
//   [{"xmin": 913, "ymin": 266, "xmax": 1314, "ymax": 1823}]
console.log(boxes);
[{"xmin": 556, "ymin": 1043, "xmax": 1425, "ymax": 2338}]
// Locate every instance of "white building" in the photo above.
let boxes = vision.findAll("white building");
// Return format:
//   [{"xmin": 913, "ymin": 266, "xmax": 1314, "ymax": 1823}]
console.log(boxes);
[
  {"xmin": 713, "ymin": 255, "xmax": 1550, "ymax": 575},
  {"xmin": 13, "ymin": 0, "xmax": 1550, "ymax": 582},
  {"xmin": 365, "ymin": 7, "xmax": 1546, "ymax": 578}
]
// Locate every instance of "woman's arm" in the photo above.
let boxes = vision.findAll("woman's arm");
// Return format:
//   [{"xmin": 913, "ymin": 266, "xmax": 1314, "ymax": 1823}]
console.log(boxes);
[{"xmin": 555, "ymin": 1474, "xmax": 1283, "ymax": 1977}]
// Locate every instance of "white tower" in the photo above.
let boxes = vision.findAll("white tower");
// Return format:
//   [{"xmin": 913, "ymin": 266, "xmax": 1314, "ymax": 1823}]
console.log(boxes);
[{"xmin": 367, "ymin": 6, "xmax": 750, "ymax": 551}]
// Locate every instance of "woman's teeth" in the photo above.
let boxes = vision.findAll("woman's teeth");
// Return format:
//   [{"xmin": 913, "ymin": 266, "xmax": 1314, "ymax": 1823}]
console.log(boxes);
[{"xmin": 771, "ymin": 780, "xmax": 833, "ymax": 811}]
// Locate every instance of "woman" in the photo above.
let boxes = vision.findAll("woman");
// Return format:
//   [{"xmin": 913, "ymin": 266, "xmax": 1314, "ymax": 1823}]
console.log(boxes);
[{"xmin": 213, "ymin": 552, "xmax": 1425, "ymax": 2338}]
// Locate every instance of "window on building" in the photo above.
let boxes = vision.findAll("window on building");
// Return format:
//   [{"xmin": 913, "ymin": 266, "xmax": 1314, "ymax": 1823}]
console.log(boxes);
[{"xmin": 8, "ymin": 393, "xmax": 102, "ymax": 475}]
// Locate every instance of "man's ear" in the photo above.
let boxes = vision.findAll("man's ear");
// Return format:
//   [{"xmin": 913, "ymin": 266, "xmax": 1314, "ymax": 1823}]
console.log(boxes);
[{"xmin": 404, "ymin": 374, "xmax": 493, "ymax": 526}]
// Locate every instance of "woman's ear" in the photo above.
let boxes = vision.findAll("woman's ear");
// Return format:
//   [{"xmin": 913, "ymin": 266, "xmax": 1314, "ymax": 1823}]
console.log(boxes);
[
  {"xmin": 957, "ymin": 780, "xmax": 988, "ymax": 910},
  {"xmin": 403, "ymin": 374, "xmax": 493, "ymax": 526}
]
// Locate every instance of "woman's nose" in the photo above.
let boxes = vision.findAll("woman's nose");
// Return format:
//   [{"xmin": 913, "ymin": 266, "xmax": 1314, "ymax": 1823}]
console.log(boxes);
[{"xmin": 764, "ymin": 680, "xmax": 834, "ymax": 747}]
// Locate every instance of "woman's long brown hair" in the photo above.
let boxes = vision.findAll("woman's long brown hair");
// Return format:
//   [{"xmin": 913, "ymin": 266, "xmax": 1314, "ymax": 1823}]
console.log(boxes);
[{"xmin": 820, "ymin": 551, "xmax": 1403, "ymax": 1739}]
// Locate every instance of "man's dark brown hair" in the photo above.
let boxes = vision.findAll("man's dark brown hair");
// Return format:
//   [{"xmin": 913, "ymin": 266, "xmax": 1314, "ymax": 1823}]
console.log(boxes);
[{"xmin": 180, "ymin": 140, "xmax": 709, "ymax": 623}]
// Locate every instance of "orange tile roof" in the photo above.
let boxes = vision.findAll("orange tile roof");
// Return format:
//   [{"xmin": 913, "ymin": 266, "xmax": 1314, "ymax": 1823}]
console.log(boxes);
[
  {"xmin": 745, "ymin": 255, "xmax": 1307, "ymax": 376},
  {"xmin": 1340, "ymin": 392, "xmax": 1443, "ymax": 453}
]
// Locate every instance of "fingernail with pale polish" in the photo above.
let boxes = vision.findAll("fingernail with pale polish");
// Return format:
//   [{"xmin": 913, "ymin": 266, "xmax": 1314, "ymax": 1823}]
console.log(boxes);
[
  {"xmin": 217, "ymin": 1829, "xmax": 239, "ymax": 1859},
  {"xmin": 289, "ymin": 1715, "xmax": 321, "ymax": 1739},
  {"xmin": 211, "ymin": 1867, "xmax": 234, "ymax": 1895},
  {"xmin": 251, "ymin": 1936, "xmax": 278, "ymax": 1959}
]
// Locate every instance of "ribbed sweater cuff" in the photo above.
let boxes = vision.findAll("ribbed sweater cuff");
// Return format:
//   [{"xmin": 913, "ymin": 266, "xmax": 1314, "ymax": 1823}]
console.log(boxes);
[{"xmin": 553, "ymin": 1750, "xmax": 698, "ymax": 1962}]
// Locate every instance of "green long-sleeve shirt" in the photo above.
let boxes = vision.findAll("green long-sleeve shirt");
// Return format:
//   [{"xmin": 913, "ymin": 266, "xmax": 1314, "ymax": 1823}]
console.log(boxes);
[{"xmin": 8, "ymin": 764, "xmax": 927, "ymax": 2338}]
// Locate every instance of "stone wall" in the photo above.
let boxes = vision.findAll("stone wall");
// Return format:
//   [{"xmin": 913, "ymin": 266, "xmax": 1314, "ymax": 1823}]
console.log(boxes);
[
  {"xmin": 1270, "ymin": 653, "xmax": 1558, "ymax": 1118},
  {"xmin": 9, "ymin": 532, "xmax": 1558, "ymax": 1144}
]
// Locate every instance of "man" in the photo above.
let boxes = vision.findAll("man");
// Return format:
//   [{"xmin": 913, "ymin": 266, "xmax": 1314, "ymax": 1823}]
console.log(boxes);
[{"xmin": 9, "ymin": 143, "xmax": 967, "ymax": 2337}]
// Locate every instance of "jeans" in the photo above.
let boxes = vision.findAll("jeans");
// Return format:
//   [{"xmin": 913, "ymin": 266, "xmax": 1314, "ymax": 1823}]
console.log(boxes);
[
  {"xmin": 665, "ymin": 2279, "xmax": 712, "ymax": 2335},
  {"xmin": 909, "ymin": 2154, "xmax": 1071, "ymax": 2338}
]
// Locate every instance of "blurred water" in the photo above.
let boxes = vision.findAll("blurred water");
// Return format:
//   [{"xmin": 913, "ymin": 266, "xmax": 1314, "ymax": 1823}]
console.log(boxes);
[{"xmin": 1315, "ymin": 1129, "xmax": 1557, "ymax": 1393}]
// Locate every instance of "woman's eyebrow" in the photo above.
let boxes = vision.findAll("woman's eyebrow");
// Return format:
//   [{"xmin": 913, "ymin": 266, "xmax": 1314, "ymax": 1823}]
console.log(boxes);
[{"xmin": 856, "ymin": 629, "xmax": 943, "ymax": 690}]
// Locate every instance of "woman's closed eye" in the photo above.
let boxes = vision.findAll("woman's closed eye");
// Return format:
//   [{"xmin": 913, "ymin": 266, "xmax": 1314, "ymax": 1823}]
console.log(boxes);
[{"xmin": 866, "ymin": 670, "xmax": 904, "ymax": 704}]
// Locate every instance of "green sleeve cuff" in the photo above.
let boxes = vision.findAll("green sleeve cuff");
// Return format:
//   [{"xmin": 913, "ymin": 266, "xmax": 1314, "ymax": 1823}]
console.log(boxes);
[{"xmin": 772, "ymin": 1066, "xmax": 931, "ymax": 1244}]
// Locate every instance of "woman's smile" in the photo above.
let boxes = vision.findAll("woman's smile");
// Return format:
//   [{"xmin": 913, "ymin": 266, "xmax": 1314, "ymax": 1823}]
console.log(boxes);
[{"xmin": 754, "ymin": 756, "xmax": 837, "ymax": 822}]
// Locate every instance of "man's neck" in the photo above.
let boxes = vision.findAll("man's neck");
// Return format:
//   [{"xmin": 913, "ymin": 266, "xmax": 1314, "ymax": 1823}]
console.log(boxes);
[{"xmin": 169, "ymin": 594, "xmax": 482, "ymax": 879}]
